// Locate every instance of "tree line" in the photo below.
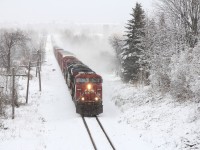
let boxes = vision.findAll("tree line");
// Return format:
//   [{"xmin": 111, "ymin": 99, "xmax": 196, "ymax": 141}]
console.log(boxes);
[{"xmin": 110, "ymin": 0, "xmax": 200, "ymax": 102}]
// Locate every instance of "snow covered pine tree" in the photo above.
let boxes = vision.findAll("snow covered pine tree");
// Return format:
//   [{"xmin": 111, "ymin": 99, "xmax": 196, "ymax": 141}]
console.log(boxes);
[{"xmin": 122, "ymin": 3, "xmax": 146, "ymax": 83}]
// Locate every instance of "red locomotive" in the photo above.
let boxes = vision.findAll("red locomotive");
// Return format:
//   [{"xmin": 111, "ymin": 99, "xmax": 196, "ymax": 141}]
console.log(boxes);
[{"xmin": 53, "ymin": 46, "xmax": 103, "ymax": 116}]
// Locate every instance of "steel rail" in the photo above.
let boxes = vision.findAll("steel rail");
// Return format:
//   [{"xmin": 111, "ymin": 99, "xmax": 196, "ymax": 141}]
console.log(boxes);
[
  {"xmin": 82, "ymin": 116, "xmax": 97, "ymax": 150},
  {"xmin": 95, "ymin": 116, "xmax": 116, "ymax": 150}
]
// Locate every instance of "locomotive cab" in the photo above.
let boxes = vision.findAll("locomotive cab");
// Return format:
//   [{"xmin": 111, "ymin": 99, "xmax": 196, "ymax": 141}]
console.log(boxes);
[{"xmin": 74, "ymin": 73, "xmax": 103, "ymax": 116}]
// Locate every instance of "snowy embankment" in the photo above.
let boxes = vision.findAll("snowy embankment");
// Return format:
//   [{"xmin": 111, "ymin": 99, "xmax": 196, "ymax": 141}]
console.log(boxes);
[
  {"xmin": 0, "ymin": 36, "xmax": 154, "ymax": 150},
  {"xmin": 108, "ymin": 78, "xmax": 200, "ymax": 150}
]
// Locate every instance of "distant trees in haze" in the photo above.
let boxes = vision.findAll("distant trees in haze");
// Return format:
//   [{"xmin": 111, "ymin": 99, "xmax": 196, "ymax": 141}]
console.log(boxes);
[{"xmin": 109, "ymin": 35, "xmax": 124, "ymax": 77}]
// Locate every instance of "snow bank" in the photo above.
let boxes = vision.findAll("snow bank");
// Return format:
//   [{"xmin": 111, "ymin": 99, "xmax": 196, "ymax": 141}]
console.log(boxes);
[{"xmin": 109, "ymin": 78, "xmax": 200, "ymax": 150}]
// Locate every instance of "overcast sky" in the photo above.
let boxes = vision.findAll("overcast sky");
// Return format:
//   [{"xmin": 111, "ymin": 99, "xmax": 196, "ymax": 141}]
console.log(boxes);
[{"xmin": 0, "ymin": 0, "xmax": 155, "ymax": 24}]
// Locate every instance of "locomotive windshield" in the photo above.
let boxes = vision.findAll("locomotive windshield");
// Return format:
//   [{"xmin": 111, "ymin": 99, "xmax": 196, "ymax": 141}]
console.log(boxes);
[
  {"xmin": 76, "ymin": 78, "xmax": 101, "ymax": 83},
  {"xmin": 76, "ymin": 78, "xmax": 89, "ymax": 83}
]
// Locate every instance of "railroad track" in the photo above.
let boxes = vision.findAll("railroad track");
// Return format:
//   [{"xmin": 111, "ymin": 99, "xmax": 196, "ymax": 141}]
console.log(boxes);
[{"xmin": 82, "ymin": 116, "xmax": 116, "ymax": 150}]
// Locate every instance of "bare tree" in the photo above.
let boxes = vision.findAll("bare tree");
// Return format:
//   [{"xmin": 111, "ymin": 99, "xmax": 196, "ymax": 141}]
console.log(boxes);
[
  {"xmin": 0, "ymin": 29, "xmax": 29, "ymax": 72},
  {"xmin": 158, "ymin": 0, "xmax": 200, "ymax": 47}
]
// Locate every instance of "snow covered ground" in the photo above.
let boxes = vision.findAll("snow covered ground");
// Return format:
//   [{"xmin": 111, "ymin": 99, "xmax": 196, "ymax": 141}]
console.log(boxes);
[
  {"xmin": 109, "ymin": 80, "xmax": 200, "ymax": 150},
  {"xmin": 0, "ymin": 36, "xmax": 153, "ymax": 150}
]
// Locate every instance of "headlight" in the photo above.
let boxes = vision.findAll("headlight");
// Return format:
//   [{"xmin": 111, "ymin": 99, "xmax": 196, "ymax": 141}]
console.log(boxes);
[
  {"xmin": 87, "ymin": 84, "xmax": 92, "ymax": 90},
  {"xmin": 95, "ymin": 97, "xmax": 98, "ymax": 101},
  {"xmin": 81, "ymin": 97, "xmax": 85, "ymax": 101}
]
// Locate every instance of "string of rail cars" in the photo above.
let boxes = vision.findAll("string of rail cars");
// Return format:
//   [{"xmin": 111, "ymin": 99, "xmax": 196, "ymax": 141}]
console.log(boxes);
[
  {"xmin": 53, "ymin": 45, "xmax": 116, "ymax": 149},
  {"xmin": 53, "ymin": 46, "xmax": 103, "ymax": 116}
]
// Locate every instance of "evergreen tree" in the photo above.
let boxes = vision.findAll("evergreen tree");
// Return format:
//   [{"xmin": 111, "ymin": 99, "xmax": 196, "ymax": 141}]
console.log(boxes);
[{"xmin": 121, "ymin": 3, "xmax": 146, "ymax": 83}]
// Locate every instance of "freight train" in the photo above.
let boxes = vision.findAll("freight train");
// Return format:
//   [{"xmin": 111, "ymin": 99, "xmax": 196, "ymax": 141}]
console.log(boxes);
[{"xmin": 53, "ymin": 46, "xmax": 103, "ymax": 116}]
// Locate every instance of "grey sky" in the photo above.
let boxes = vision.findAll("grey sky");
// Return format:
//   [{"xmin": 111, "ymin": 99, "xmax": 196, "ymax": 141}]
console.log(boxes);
[{"xmin": 0, "ymin": 0, "xmax": 154, "ymax": 24}]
